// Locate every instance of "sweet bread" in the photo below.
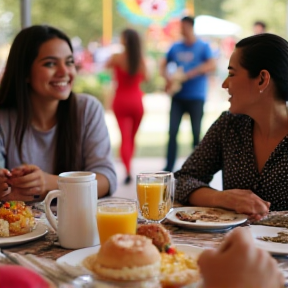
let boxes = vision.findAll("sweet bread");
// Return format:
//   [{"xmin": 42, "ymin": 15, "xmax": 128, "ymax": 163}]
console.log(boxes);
[
  {"xmin": 83, "ymin": 234, "xmax": 161, "ymax": 281},
  {"xmin": 0, "ymin": 201, "xmax": 35, "ymax": 236}
]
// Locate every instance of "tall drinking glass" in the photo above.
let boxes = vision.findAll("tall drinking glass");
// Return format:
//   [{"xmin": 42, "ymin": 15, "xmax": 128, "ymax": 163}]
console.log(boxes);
[
  {"xmin": 136, "ymin": 171, "xmax": 174, "ymax": 223},
  {"xmin": 96, "ymin": 198, "xmax": 137, "ymax": 244}
]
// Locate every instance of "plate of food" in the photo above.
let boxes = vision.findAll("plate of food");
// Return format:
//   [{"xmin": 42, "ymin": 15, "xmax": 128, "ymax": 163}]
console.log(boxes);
[
  {"xmin": 166, "ymin": 207, "xmax": 248, "ymax": 230},
  {"xmin": 250, "ymin": 225, "xmax": 288, "ymax": 255},
  {"xmin": 57, "ymin": 224, "xmax": 204, "ymax": 288},
  {"xmin": 0, "ymin": 201, "xmax": 48, "ymax": 247},
  {"xmin": 0, "ymin": 222, "xmax": 48, "ymax": 247},
  {"xmin": 252, "ymin": 211, "xmax": 288, "ymax": 228}
]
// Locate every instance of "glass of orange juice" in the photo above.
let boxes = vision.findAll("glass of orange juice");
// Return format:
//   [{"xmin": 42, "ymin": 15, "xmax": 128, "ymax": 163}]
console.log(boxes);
[
  {"xmin": 96, "ymin": 198, "xmax": 138, "ymax": 244},
  {"xmin": 136, "ymin": 171, "xmax": 174, "ymax": 223}
]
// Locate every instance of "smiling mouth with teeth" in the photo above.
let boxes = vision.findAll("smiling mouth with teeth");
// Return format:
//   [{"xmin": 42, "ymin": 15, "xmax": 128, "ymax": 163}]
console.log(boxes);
[{"xmin": 52, "ymin": 82, "xmax": 69, "ymax": 86}]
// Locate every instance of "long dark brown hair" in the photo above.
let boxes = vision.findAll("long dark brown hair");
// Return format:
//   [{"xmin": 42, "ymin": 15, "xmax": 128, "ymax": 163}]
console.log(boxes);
[
  {"xmin": 122, "ymin": 29, "xmax": 142, "ymax": 76},
  {"xmin": 0, "ymin": 25, "xmax": 79, "ymax": 174}
]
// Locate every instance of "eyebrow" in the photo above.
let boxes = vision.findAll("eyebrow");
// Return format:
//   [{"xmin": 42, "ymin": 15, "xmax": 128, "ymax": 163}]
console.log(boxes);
[{"xmin": 38, "ymin": 55, "xmax": 74, "ymax": 62}]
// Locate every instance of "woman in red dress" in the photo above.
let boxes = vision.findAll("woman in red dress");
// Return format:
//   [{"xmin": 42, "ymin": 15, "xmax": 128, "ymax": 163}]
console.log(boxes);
[{"xmin": 106, "ymin": 29, "xmax": 148, "ymax": 184}]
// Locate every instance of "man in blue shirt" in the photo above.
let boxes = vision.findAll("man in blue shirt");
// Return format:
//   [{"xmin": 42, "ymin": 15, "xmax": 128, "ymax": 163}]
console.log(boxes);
[{"xmin": 160, "ymin": 16, "xmax": 216, "ymax": 172}]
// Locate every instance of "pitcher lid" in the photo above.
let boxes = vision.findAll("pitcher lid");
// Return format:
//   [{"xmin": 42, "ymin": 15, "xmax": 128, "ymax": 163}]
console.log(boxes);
[{"xmin": 58, "ymin": 171, "xmax": 96, "ymax": 182}]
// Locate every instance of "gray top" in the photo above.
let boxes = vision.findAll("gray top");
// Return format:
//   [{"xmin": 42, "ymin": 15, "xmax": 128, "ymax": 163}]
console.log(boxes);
[{"xmin": 0, "ymin": 93, "xmax": 117, "ymax": 195}]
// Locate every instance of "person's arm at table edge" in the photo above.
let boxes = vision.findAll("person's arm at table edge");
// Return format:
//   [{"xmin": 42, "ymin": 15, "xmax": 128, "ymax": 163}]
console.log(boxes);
[
  {"xmin": 189, "ymin": 186, "xmax": 270, "ymax": 218},
  {"xmin": 25, "ymin": 171, "xmax": 109, "ymax": 202},
  {"xmin": 174, "ymin": 113, "xmax": 228, "ymax": 205},
  {"xmin": 42, "ymin": 172, "xmax": 110, "ymax": 200},
  {"xmin": 189, "ymin": 187, "xmax": 226, "ymax": 208},
  {"xmin": 96, "ymin": 172, "xmax": 110, "ymax": 198}
]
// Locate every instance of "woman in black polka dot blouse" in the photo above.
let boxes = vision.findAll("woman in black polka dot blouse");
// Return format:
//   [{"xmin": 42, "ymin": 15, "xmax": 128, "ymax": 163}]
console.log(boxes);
[{"xmin": 175, "ymin": 33, "xmax": 288, "ymax": 218}]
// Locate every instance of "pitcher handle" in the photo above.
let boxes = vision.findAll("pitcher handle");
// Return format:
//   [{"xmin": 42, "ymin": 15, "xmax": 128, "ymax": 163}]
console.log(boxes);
[{"xmin": 44, "ymin": 190, "xmax": 61, "ymax": 232}]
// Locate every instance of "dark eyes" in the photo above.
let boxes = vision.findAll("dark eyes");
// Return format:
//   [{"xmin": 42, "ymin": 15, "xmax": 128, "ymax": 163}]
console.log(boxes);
[
  {"xmin": 43, "ymin": 59, "xmax": 75, "ymax": 67},
  {"xmin": 66, "ymin": 59, "xmax": 75, "ymax": 66},
  {"xmin": 43, "ymin": 62, "xmax": 55, "ymax": 67}
]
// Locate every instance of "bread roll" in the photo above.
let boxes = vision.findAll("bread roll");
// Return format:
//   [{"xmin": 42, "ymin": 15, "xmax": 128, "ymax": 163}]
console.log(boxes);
[{"xmin": 83, "ymin": 234, "xmax": 161, "ymax": 281}]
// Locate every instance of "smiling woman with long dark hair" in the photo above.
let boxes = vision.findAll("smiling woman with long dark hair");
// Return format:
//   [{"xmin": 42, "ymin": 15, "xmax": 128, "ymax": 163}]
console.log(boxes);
[{"xmin": 0, "ymin": 25, "xmax": 117, "ymax": 201}]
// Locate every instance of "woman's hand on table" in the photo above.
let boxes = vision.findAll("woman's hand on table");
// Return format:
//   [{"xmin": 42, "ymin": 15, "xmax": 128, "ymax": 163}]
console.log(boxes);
[
  {"xmin": 8, "ymin": 165, "xmax": 47, "ymax": 195},
  {"xmin": 198, "ymin": 227, "xmax": 284, "ymax": 288},
  {"xmin": 0, "ymin": 165, "xmax": 57, "ymax": 202},
  {"xmin": 0, "ymin": 168, "xmax": 12, "ymax": 198},
  {"xmin": 222, "ymin": 189, "xmax": 270, "ymax": 219},
  {"xmin": 189, "ymin": 187, "xmax": 269, "ymax": 220}
]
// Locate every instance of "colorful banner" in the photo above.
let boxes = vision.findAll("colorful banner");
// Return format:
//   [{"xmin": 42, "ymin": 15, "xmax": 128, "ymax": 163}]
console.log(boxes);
[{"xmin": 117, "ymin": 0, "xmax": 186, "ymax": 27}]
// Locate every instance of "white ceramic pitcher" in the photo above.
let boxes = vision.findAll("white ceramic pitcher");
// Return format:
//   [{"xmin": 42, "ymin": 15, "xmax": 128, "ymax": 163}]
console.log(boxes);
[{"xmin": 44, "ymin": 171, "xmax": 99, "ymax": 249}]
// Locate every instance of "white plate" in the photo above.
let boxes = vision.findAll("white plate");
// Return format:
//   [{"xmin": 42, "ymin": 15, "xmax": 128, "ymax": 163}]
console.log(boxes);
[
  {"xmin": 57, "ymin": 244, "xmax": 203, "ymax": 288},
  {"xmin": 57, "ymin": 243, "xmax": 204, "ymax": 266},
  {"xmin": 250, "ymin": 225, "xmax": 288, "ymax": 255},
  {"xmin": 57, "ymin": 245, "xmax": 101, "ymax": 266},
  {"xmin": 0, "ymin": 223, "xmax": 48, "ymax": 247},
  {"xmin": 166, "ymin": 207, "xmax": 248, "ymax": 230}
]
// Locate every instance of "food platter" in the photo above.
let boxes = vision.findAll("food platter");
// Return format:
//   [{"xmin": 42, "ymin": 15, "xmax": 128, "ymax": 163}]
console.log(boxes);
[
  {"xmin": 57, "ymin": 244, "xmax": 204, "ymax": 288},
  {"xmin": 250, "ymin": 225, "xmax": 288, "ymax": 255},
  {"xmin": 57, "ymin": 244, "xmax": 203, "ymax": 266},
  {"xmin": 0, "ymin": 223, "xmax": 48, "ymax": 247},
  {"xmin": 166, "ymin": 207, "xmax": 247, "ymax": 230}
]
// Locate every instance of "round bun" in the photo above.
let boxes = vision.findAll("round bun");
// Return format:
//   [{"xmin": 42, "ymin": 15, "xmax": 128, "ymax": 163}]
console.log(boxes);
[
  {"xmin": 97, "ymin": 234, "xmax": 160, "ymax": 268},
  {"xmin": 83, "ymin": 234, "xmax": 161, "ymax": 281},
  {"xmin": 137, "ymin": 223, "xmax": 171, "ymax": 251}
]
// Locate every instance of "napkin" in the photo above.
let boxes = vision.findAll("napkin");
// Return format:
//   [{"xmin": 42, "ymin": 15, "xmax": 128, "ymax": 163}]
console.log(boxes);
[{"xmin": 0, "ymin": 265, "xmax": 51, "ymax": 288}]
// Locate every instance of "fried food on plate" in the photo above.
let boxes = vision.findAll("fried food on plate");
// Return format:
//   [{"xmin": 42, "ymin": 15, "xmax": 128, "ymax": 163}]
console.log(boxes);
[
  {"xmin": 0, "ymin": 201, "xmax": 35, "ymax": 237},
  {"xmin": 137, "ymin": 223, "xmax": 200, "ymax": 287},
  {"xmin": 137, "ymin": 223, "xmax": 172, "ymax": 252}
]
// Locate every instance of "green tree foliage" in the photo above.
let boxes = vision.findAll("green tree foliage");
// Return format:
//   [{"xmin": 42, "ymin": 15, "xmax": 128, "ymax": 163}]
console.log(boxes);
[
  {"xmin": 194, "ymin": 0, "xmax": 226, "ymax": 18},
  {"xmin": 221, "ymin": 0, "xmax": 287, "ymax": 38},
  {"xmin": 0, "ymin": 0, "xmax": 20, "ymax": 42},
  {"xmin": 0, "ymin": 0, "xmax": 135, "ymax": 45},
  {"xmin": 31, "ymin": 0, "xmax": 129, "ymax": 45},
  {"xmin": 2, "ymin": 0, "xmax": 288, "ymax": 45}
]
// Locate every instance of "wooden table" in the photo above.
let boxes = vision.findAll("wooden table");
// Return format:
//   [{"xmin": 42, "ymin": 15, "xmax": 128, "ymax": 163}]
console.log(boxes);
[
  {"xmin": 1, "ymin": 211, "xmax": 288, "ymax": 287},
  {"xmin": 0, "ymin": 219, "xmax": 228, "ymax": 261}
]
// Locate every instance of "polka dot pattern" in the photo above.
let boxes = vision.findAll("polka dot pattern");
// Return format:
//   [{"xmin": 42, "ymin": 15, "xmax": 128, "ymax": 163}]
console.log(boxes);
[{"xmin": 174, "ymin": 112, "xmax": 288, "ymax": 211}]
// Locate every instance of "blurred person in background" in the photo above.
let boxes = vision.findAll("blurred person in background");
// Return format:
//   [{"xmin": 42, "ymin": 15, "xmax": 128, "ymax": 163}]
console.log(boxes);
[
  {"xmin": 253, "ymin": 20, "xmax": 267, "ymax": 34},
  {"xmin": 175, "ymin": 33, "xmax": 288, "ymax": 218},
  {"xmin": 0, "ymin": 25, "xmax": 117, "ymax": 202},
  {"xmin": 106, "ymin": 28, "xmax": 148, "ymax": 185},
  {"xmin": 160, "ymin": 16, "xmax": 216, "ymax": 172}
]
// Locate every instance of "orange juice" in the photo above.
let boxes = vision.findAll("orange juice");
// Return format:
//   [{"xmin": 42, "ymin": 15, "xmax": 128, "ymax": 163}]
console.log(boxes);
[
  {"xmin": 96, "ymin": 206, "xmax": 137, "ymax": 244},
  {"xmin": 137, "ymin": 183, "xmax": 165, "ymax": 221}
]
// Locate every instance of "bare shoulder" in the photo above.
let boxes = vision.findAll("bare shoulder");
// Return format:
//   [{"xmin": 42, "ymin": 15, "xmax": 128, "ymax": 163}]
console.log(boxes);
[
  {"xmin": 107, "ymin": 53, "xmax": 124, "ymax": 68},
  {"xmin": 105, "ymin": 53, "xmax": 117, "ymax": 67},
  {"xmin": 112, "ymin": 53, "xmax": 124, "ymax": 63}
]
